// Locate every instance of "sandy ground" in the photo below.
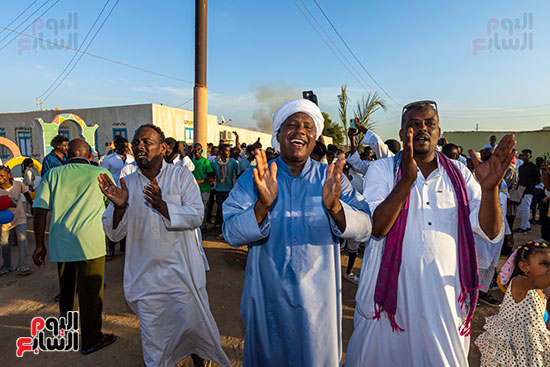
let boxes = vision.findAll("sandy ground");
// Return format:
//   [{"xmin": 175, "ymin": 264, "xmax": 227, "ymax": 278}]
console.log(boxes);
[{"xmin": 0, "ymin": 217, "xmax": 543, "ymax": 366}]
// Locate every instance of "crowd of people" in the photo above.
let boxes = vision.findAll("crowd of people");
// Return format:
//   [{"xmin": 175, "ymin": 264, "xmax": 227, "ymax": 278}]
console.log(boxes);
[{"xmin": 0, "ymin": 98, "xmax": 549, "ymax": 366}]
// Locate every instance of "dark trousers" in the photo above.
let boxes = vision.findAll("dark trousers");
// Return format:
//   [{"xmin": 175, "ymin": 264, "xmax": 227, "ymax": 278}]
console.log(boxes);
[
  {"xmin": 541, "ymin": 199, "xmax": 550, "ymax": 242},
  {"xmin": 108, "ymin": 236, "xmax": 126, "ymax": 253},
  {"xmin": 215, "ymin": 190, "xmax": 230, "ymax": 226},
  {"xmin": 206, "ymin": 190, "xmax": 216, "ymax": 223},
  {"xmin": 58, "ymin": 257, "xmax": 105, "ymax": 350}
]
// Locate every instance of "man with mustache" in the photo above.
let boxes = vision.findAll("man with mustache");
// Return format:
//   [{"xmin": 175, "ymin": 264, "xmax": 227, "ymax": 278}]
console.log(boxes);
[
  {"xmin": 222, "ymin": 99, "xmax": 372, "ymax": 366},
  {"xmin": 99, "ymin": 124, "xmax": 229, "ymax": 367},
  {"xmin": 346, "ymin": 101, "xmax": 515, "ymax": 367}
]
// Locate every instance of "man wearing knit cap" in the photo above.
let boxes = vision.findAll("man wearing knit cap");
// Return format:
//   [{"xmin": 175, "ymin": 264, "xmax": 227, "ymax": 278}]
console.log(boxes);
[{"xmin": 222, "ymin": 98, "xmax": 372, "ymax": 366}]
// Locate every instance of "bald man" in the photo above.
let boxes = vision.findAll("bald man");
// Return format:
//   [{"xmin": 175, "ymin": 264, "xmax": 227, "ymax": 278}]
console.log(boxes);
[{"xmin": 33, "ymin": 138, "xmax": 117, "ymax": 355}]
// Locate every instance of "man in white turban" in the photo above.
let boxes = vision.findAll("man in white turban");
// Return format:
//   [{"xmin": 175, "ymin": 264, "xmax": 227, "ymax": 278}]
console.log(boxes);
[{"xmin": 222, "ymin": 98, "xmax": 372, "ymax": 366}]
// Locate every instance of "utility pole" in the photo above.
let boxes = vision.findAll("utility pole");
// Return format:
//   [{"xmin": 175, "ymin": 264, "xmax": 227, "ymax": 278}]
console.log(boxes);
[
  {"xmin": 36, "ymin": 97, "xmax": 43, "ymax": 111},
  {"xmin": 193, "ymin": 0, "xmax": 208, "ymax": 149}
]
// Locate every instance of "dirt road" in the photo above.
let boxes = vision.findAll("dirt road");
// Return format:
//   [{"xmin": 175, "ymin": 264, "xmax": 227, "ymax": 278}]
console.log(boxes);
[{"xmin": 0, "ymin": 219, "xmax": 541, "ymax": 366}]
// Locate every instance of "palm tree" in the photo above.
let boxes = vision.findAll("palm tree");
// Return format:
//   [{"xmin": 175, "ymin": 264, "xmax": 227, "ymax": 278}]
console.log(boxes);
[
  {"xmin": 354, "ymin": 92, "xmax": 386, "ymax": 131},
  {"xmin": 338, "ymin": 85, "xmax": 350, "ymax": 146}
]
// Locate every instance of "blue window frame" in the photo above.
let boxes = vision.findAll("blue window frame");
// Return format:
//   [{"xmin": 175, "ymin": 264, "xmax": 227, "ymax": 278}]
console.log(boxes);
[
  {"xmin": 0, "ymin": 131, "xmax": 8, "ymax": 159},
  {"xmin": 58, "ymin": 129, "xmax": 70, "ymax": 140},
  {"xmin": 94, "ymin": 130, "xmax": 99, "ymax": 153},
  {"xmin": 184, "ymin": 127, "xmax": 193, "ymax": 143},
  {"xmin": 113, "ymin": 128, "xmax": 127, "ymax": 140},
  {"xmin": 17, "ymin": 131, "xmax": 32, "ymax": 157}
]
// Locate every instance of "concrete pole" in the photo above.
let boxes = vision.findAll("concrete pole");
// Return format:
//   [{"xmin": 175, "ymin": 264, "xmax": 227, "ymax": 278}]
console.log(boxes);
[{"xmin": 193, "ymin": 0, "xmax": 208, "ymax": 148}]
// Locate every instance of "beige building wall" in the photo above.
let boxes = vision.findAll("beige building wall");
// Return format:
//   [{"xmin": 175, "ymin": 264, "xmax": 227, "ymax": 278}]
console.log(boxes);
[{"xmin": 445, "ymin": 129, "xmax": 550, "ymax": 159}]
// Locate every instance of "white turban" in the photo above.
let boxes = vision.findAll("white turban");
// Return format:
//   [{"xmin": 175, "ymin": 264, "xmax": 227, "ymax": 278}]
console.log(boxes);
[{"xmin": 271, "ymin": 99, "xmax": 324, "ymax": 152}]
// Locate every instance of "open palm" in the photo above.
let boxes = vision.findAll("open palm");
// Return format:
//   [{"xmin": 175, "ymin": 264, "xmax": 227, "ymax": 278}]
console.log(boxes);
[
  {"xmin": 253, "ymin": 149, "xmax": 278, "ymax": 208},
  {"xmin": 98, "ymin": 174, "xmax": 129, "ymax": 208},
  {"xmin": 468, "ymin": 134, "xmax": 516, "ymax": 190}
]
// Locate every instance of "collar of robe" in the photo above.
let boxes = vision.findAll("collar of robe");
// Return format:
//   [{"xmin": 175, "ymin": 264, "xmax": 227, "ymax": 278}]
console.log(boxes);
[{"xmin": 275, "ymin": 156, "xmax": 313, "ymax": 178}]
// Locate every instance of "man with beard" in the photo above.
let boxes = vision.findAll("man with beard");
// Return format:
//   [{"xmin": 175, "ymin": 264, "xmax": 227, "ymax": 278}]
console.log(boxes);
[
  {"xmin": 99, "ymin": 124, "xmax": 229, "ymax": 367},
  {"xmin": 346, "ymin": 100, "xmax": 515, "ymax": 366},
  {"xmin": 222, "ymin": 99, "xmax": 372, "ymax": 366}
]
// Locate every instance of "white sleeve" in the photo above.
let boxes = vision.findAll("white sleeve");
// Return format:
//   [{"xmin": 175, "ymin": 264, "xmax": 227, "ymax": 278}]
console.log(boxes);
[
  {"xmin": 346, "ymin": 151, "xmax": 370, "ymax": 175},
  {"xmin": 161, "ymin": 169, "xmax": 203, "ymax": 230},
  {"xmin": 361, "ymin": 130, "xmax": 394, "ymax": 159},
  {"xmin": 462, "ymin": 165, "xmax": 505, "ymax": 243},
  {"xmin": 102, "ymin": 203, "xmax": 128, "ymax": 242}
]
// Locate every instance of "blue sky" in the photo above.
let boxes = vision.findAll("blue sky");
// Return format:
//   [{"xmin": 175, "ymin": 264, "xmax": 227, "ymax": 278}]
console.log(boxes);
[{"xmin": 0, "ymin": 0, "xmax": 548, "ymax": 141}]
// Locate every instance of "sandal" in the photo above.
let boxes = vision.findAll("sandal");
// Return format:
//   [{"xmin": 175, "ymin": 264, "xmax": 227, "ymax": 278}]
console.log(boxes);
[
  {"xmin": 0, "ymin": 267, "xmax": 12, "ymax": 275},
  {"xmin": 81, "ymin": 333, "xmax": 117, "ymax": 355},
  {"xmin": 17, "ymin": 266, "xmax": 31, "ymax": 275}
]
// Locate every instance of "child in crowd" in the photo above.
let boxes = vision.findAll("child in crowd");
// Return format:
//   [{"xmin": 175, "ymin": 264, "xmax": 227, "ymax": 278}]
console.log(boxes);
[
  {"xmin": 475, "ymin": 241, "xmax": 550, "ymax": 366},
  {"xmin": 0, "ymin": 165, "xmax": 33, "ymax": 275}
]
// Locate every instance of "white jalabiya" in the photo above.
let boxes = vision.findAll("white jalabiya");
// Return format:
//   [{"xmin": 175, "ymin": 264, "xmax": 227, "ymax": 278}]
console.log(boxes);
[
  {"xmin": 103, "ymin": 160, "xmax": 229, "ymax": 367},
  {"xmin": 476, "ymin": 189, "xmax": 508, "ymax": 291},
  {"xmin": 346, "ymin": 157, "xmax": 504, "ymax": 367},
  {"xmin": 347, "ymin": 130, "xmax": 394, "ymax": 176}
]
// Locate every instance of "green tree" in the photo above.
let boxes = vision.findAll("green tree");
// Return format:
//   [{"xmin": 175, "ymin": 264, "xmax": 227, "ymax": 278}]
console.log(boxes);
[
  {"xmin": 354, "ymin": 92, "xmax": 386, "ymax": 131},
  {"xmin": 322, "ymin": 112, "xmax": 344, "ymax": 146},
  {"xmin": 338, "ymin": 85, "xmax": 350, "ymax": 146}
]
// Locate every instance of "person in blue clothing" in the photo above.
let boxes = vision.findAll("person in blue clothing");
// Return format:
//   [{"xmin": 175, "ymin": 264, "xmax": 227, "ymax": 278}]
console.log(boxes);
[
  {"xmin": 222, "ymin": 99, "xmax": 372, "ymax": 367},
  {"xmin": 40, "ymin": 134, "xmax": 68, "ymax": 176},
  {"xmin": 211, "ymin": 143, "xmax": 238, "ymax": 231}
]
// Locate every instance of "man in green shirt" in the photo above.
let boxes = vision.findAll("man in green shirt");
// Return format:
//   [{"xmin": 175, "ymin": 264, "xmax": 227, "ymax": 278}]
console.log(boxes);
[
  {"xmin": 33, "ymin": 139, "xmax": 117, "ymax": 355},
  {"xmin": 191, "ymin": 143, "xmax": 214, "ymax": 231}
]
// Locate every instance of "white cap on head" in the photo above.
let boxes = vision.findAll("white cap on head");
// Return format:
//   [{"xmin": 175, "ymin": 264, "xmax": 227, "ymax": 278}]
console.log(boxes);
[{"xmin": 271, "ymin": 99, "xmax": 324, "ymax": 152}]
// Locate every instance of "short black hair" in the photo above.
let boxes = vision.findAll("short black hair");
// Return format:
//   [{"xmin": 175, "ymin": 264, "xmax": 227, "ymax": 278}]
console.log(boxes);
[
  {"xmin": 313, "ymin": 141, "xmax": 326, "ymax": 158},
  {"xmin": 442, "ymin": 143, "xmax": 459, "ymax": 160},
  {"xmin": 23, "ymin": 158, "xmax": 34, "ymax": 167},
  {"xmin": 114, "ymin": 135, "xmax": 128, "ymax": 145},
  {"xmin": 50, "ymin": 134, "xmax": 68, "ymax": 149},
  {"xmin": 165, "ymin": 137, "xmax": 177, "ymax": 149},
  {"xmin": 522, "ymin": 149, "xmax": 532, "ymax": 155},
  {"xmin": 384, "ymin": 139, "xmax": 401, "ymax": 154},
  {"xmin": 135, "ymin": 124, "xmax": 165, "ymax": 143},
  {"xmin": 219, "ymin": 143, "xmax": 230, "ymax": 152}
]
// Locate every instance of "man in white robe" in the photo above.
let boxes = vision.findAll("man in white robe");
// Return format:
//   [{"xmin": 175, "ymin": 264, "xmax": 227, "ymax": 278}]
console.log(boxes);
[
  {"xmin": 99, "ymin": 124, "xmax": 229, "ymax": 367},
  {"xmin": 346, "ymin": 101, "xmax": 515, "ymax": 367}
]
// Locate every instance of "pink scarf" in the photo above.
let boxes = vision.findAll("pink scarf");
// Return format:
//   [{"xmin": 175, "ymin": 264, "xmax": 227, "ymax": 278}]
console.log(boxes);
[{"xmin": 373, "ymin": 151, "xmax": 479, "ymax": 336}]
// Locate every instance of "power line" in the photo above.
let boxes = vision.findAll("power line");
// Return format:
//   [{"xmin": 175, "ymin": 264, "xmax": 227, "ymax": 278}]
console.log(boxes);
[
  {"xmin": 297, "ymin": 0, "xmax": 375, "ymax": 92},
  {"xmin": 0, "ymin": 25, "xmax": 195, "ymax": 86},
  {"xmin": 39, "ymin": 0, "xmax": 112, "ymax": 99},
  {"xmin": 176, "ymin": 96, "xmax": 193, "ymax": 107},
  {"xmin": 0, "ymin": 0, "xmax": 60, "ymax": 52},
  {"xmin": 291, "ymin": 0, "xmax": 373, "ymax": 94},
  {"xmin": 43, "ymin": 0, "xmax": 121, "ymax": 102},
  {"xmin": 311, "ymin": 0, "xmax": 401, "ymax": 108},
  {"xmin": 0, "ymin": 0, "xmax": 41, "ymax": 37}
]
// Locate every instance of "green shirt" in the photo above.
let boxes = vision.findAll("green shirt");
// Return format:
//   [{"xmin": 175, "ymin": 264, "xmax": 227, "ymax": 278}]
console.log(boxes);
[
  {"xmin": 191, "ymin": 157, "xmax": 214, "ymax": 193},
  {"xmin": 33, "ymin": 161, "xmax": 112, "ymax": 262}
]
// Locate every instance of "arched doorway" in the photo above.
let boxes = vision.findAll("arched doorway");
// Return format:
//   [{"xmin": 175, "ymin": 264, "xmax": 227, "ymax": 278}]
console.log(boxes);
[{"xmin": 34, "ymin": 113, "xmax": 98, "ymax": 157}]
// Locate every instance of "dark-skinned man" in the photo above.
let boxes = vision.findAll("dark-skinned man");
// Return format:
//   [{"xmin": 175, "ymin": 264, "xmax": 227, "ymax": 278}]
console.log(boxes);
[
  {"xmin": 98, "ymin": 124, "xmax": 229, "ymax": 367},
  {"xmin": 33, "ymin": 138, "xmax": 117, "ymax": 355},
  {"xmin": 40, "ymin": 134, "xmax": 68, "ymax": 176},
  {"xmin": 222, "ymin": 99, "xmax": 372, "ymax": 366},
  {"xmin": 346, "ymin": 101, "xmax": 515, "ymax": 367}
]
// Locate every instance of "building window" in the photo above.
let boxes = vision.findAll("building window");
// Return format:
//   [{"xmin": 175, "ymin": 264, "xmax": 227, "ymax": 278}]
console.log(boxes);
[
  {"xmin": 17, "ymin": 131, "xmax": 32, "ymax": 157},
  {"xmin": 184, "ymin": 128, "xmax": 193, "ymax": 142},
  {"xmin": 0, "ymin": 131, "xmax": 8, "ymax": 159},
  {"xmin": 112, "ymin": 128, "xmax": 127, "ymax": 140},
  {"xmin": 58, "ymin": 129, "xmax": 70, "ymax": 140}
]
